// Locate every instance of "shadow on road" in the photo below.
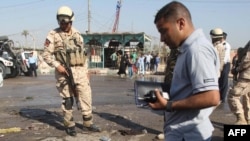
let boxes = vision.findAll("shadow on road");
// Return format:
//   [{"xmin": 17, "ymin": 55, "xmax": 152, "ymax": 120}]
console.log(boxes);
[
  {"xmin": 212, "ymin": 121, "xmax": 224, "ymax": 132},
  {"xmin": 19, "ymin": 108, "xmax": 64, "ymax": 131},
  {"xmin": 93, "ymin": 111, "xmax": 161, "ymax": 135}
]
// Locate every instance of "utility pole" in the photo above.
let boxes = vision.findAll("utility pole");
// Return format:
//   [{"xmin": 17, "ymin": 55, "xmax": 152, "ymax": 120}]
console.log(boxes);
[{"xmin": 87, "ymin": 0, "xmax": 91, "ymax": 33}]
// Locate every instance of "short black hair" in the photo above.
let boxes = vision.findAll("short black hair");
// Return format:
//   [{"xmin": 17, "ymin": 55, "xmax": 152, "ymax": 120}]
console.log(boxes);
[{"xmin": 154, "ymin": 1, "xmax": 192, "ymax": 24}]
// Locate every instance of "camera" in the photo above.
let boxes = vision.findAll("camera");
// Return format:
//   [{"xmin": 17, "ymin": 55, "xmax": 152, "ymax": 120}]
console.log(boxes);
[
  {"xmin": 143, "ymin": 90, "xmax": 169, "ymax": 103},
  {"xmin": 143, "ymin": 90, "xmax": 159, "ymax": 103}
]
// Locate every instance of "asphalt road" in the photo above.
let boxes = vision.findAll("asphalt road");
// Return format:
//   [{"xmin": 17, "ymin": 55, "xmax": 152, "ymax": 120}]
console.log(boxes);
[{"xmin": 0, "ymin": 74, "xmax": 236, "ymax": 141}]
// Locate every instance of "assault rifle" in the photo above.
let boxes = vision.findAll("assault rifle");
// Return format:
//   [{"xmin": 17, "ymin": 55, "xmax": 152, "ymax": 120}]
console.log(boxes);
[{"xmin": 59, "ymin": 51, "xmax": 80, "ymax": 110}]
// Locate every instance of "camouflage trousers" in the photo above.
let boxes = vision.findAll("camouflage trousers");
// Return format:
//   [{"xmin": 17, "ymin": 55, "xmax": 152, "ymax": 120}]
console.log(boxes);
[
  {"xmin": 55, "ymin": 66, "xmax": 93, "ymax": 128},
  {"xmin": 228, "ymin": 79, "xmax": 250, "ymax": 121}
]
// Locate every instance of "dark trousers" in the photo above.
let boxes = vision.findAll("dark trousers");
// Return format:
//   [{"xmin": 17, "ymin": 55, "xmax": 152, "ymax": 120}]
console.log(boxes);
[
  {"xmin": 111, "ymin": 60, "xmax": 117, "ymax": 69},
  {"xmin": 29, "ymin": 63, "xmax": 37, "ymax": 77},
  {"xmin": 219, "ymin": 63, "xmax": 231, "ymax": 102}
]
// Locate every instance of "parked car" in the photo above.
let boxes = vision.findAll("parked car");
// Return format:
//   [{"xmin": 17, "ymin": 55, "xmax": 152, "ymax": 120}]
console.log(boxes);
[{"xmin": 16, "ymin": 51, "xmax": 32, "ymax": 76}]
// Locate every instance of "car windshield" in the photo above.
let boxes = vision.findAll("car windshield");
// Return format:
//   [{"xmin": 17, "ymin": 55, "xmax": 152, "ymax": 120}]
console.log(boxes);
[{"xmin": 24, "ymin": 53, "xmax": 30, "ymax": 59}]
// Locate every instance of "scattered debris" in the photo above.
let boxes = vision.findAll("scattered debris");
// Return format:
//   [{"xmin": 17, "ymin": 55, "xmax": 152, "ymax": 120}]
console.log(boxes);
[
  {"xmin": 118, "ymin": 129, "xmax": 147, "ymax": 136},
  {"xmin": 100, "ymin": 136, "xmax": 111, "ymax": 141},
  {"xmin": 156, "ymin": 133, "xmax": 164, "ymax": 140},
  {"xmin": 0, "ymin": 127, "xmax": 21, "ymax": 134},
  {"xmin": 25, "ymin": 96, "xmax": 34, "ymax": 100}
]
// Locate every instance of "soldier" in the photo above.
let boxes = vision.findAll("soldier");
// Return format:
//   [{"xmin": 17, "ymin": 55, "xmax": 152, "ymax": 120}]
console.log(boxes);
[
  {"xmin": 42, "ymin": 6, "xmax": 101, "ymax": 136},
  {"xmin": 228, "ymin": 41, "xmax": 250, "ymax": 125},
  {"xmin": 163, "ymin": 48, "xmax": 179, "ymax": 93},
  {"xmin": 231, "ymin": 47, "xmax": 245, "ymax": 82}
]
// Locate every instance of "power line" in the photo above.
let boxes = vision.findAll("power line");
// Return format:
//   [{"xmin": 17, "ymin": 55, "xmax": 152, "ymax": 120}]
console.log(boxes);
[{"xmin": 0, "ymin": 0, "xmax": 43, "ymax": 9}]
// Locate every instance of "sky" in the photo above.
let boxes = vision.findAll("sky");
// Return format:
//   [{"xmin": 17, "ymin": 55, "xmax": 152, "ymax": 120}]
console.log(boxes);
[{"xmin": 1, "ymin": 0, "xmax": 250, "ymax": 49}]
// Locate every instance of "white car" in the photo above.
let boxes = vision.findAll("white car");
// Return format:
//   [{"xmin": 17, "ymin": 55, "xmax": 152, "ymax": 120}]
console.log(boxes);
[{"xmin": 16, "ymin": 51, "xmax": 33, "ymax": 76}]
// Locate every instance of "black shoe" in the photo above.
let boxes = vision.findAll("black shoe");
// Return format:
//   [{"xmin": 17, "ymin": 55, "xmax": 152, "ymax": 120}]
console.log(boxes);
[
  {"xmin": 65, "ymin": 126, "xmax": 77, "ymax": 136},
  {"xmin": 83, "ymin": 124, "xmax": 101, "ymax": 132}
]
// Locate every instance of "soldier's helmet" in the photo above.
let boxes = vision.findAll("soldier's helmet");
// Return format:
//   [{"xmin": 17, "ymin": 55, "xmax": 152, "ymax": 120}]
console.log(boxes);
[
  {"xmin": 56, "ymin": 6, "xmax": 74, "ymax": 24},
  {"xmin": 210, "ymin": 28, "xmax": 224, "ymax": 38}
]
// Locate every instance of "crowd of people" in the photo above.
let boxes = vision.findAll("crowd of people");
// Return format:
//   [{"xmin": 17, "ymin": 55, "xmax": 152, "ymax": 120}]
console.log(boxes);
[{"xmin": 111, "ymin": 50, "xmax": 161, "ymax": 78}]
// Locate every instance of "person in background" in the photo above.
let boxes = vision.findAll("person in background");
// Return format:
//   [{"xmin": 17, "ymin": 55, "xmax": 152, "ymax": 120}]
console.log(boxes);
[
  {"xmin": 210, "ymin": 28, "xmax": 225, "ymax": 78},
  {"xmin": 28, "ymin": 52, "xmax": 38, "ymax": 77},
  {"xmin": 149, "ymin": 1, "xmax": 220, "ymax": 141},
  {"xmin": 131, "ymin": 51, "xmax": 137, "ymax": 63},
  {"xmin": 133, "ymin": 57, "xmax": 139, "ymax": 75},
  {"xmin": 144, "ymin": 52, "xmax": 152, "ymax": 71},
  {"xmin": 210, "ymin": 28, "xmax": 231, "ymax": 103},
  {"xmin": 150, "ymin": 53, "xmax": 156, "ymax": 73},
  {"xmin": 116, "ymin": 50, "xmax": 122, "ymax": 69},
  {"xmin": 221, "ymin": 31, "xmax": 232, "ymax": 103},
  {"xmin": 110, "ymin": 51, "xmax": 117, "ymax": 69},
  {"xmin": 124, "ymin": 51, "xmax": 129, "ymax": 72},
  {"xmin": 127, "ymin": 55, "xmax": 134, "ymax": 78},
  {"xmin": 228, "ymin": 41, "xmax": 250, "ymax": 125},
  {"xmin": 42, "ymin": 6, "xmax": 101, "ymax": 136},
  {"xmin": 154, "ymin": 53, "xmax": 161, "ymax": 73},
  {"xmin": 138, "ymin": 53, "xmax": 145, "ymax": 76},
  {"xmin": 117, "ymin": 51, "xmax": 127, "ymax": 77}
]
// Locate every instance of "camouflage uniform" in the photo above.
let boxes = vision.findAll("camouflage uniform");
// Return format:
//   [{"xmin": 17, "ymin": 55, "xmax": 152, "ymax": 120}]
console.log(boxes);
[
  {"xmin": 163, "ymin": 48, "xmax": 179, "ymax": 93},
  {"xmin": 228, "ymin": 42, "xmax": 250, "ymax": 124},
  {"xmin": 42, "ymin": 27, "xmax": 96, "ymax": 129},
  {"xmin": 231, "ymin": 47, "xmax": 245, "ymax": 82}
]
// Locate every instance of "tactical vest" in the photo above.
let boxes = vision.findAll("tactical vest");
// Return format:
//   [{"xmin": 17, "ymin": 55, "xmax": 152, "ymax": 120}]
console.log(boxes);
[{"xmin": 54, "ymin": 33, "xmax": 86, "ymax": 66}]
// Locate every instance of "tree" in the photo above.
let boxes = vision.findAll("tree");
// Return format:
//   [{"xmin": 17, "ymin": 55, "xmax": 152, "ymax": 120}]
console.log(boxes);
[{"xmin": 21, "ymin": 30, "xmax": 29, "ymax": 47}]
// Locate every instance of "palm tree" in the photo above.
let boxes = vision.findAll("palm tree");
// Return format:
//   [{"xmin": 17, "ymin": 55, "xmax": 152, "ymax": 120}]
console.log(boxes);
[{"xmin": 21, "ymin": 30, "xmax": 29, "ymax": 47}]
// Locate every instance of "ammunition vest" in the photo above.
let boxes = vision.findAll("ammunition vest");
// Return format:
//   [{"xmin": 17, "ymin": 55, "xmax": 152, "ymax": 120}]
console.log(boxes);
[{"xmin": 54, "ymin": 33, "xmax": 86, "ymax": 66}]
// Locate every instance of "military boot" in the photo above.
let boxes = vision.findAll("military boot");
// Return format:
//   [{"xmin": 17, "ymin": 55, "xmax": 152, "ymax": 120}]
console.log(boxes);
[
  {"xmin": 83, "ymin": 124, "xmax": 101, "ymax": 132},
  {"xmin": 65, "ymin": 126, "xmax": 77, "ymax": 136},
  {"xmin": 235, "ymin": 113, "xmax": 247, "ymax": 125}
]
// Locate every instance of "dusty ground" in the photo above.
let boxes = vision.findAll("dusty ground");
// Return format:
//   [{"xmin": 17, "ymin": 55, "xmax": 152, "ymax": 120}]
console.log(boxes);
[{"xmin": 0, "ymin": 74, "xmax": 235, "ymax": 141}]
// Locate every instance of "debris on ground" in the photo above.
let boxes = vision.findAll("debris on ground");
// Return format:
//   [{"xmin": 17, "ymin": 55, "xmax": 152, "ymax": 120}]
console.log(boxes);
[{"xmin": 0, "ymin": 127, "xmax": 21, "ymax": 134}]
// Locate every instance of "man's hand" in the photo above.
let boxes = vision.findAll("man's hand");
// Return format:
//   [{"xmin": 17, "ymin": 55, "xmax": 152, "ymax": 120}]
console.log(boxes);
[
  {"xmin": 148, "ymin": 89, "xmax": 168, "ymax": 110},
  {"xmin": 56, "ymin": 65, "xmax": 69, "ymax": 76}
]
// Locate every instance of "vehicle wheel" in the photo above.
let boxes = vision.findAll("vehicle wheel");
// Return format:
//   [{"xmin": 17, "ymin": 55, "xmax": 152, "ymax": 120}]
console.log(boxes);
[
  {"xmin": 8, "ymin": 67, "xmax": 20, "ymax": 78},
  {"xmin": 0, "ymin": 63, "xmax": 7, "ymax": 79}
]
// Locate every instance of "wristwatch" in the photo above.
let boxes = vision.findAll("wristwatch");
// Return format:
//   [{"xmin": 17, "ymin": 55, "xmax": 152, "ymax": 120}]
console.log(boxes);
[{"xmin": 166, "ymin": 101, "xmax": 173, "ymax": 112}]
